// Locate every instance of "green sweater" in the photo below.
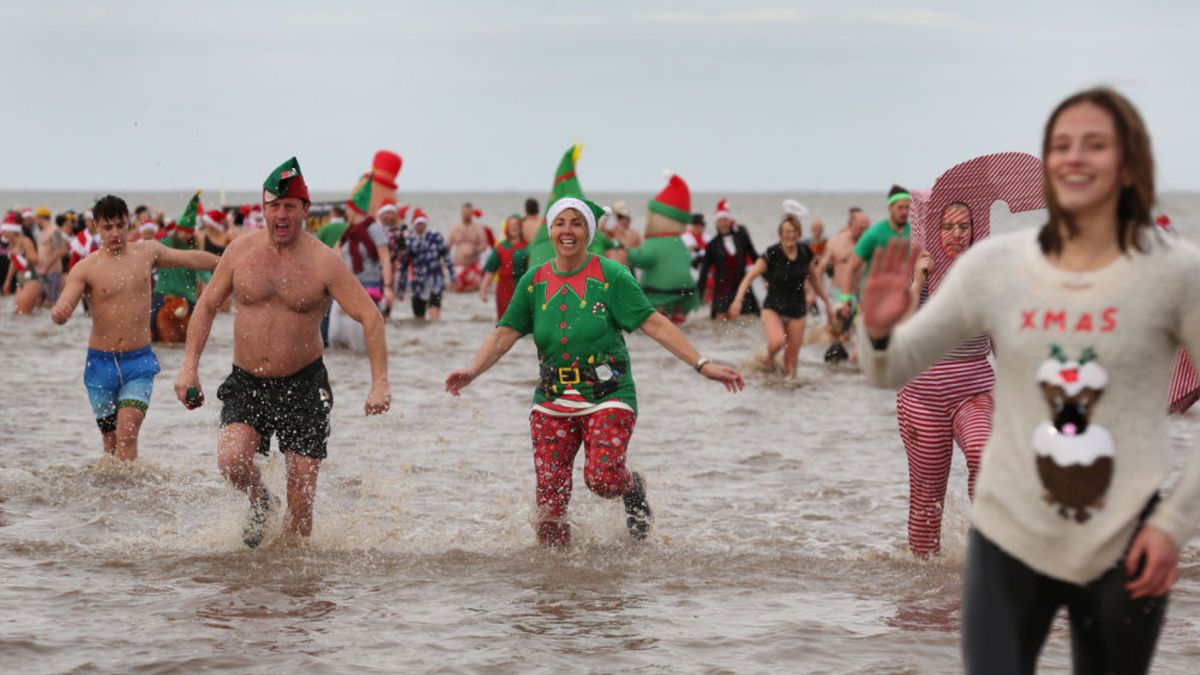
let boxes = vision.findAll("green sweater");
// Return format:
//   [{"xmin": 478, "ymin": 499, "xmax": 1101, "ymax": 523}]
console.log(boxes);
[
  {"xmin": 500, "ymin": 254, "xmax": 655, "ymax": 415},
  {"xmin": 627, "ymin": 236, "xmax": 700, "ymax": 313}
]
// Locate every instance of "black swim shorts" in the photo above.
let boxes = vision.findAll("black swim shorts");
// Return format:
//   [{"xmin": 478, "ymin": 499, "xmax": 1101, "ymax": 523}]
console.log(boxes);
[{"xmin": 217, "ymin": 358, "xmax": 334, "ymax": 459}]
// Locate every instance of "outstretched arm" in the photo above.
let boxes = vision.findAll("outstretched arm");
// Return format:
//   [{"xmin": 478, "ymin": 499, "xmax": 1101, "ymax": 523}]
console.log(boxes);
[
  {"xmin": 327, "ymin": 258, "xmax": 390, "ymax": 415},
  {"xmin": 445, "ymin": 327, "xmax": 523, "ymax": 395},
  {"xmin": 174, "ymin": 253, "xmax": 235, "ymax": 407},
  {"xmin": 153, "ymin": 241, "xmax": 219, "ymax": 271},
  {"xmin": 51, "ymin": 261, "xmax": 88, "ymax": 324},
  {"xmin": 639, "ymin": 312, "xmax": 744, "ymax": 392}
]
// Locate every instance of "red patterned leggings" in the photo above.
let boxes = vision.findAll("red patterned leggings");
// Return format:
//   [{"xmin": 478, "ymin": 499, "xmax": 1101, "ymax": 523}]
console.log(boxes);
[
  {"xmin": 897, "ymin": 360, "xmax": 995, "ymax": 557},
  {"xmin": 530, "ymin": 408, "xmax": 637, "ymax": 545}
]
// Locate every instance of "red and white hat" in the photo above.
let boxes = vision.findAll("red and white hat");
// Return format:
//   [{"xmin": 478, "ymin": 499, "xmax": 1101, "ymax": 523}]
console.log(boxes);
[
  {"xmin": 411, "ymin": 208, "xmax": 429, "ymax": 226},
  {"xmin": 2, "ymin": 211, "xmax": 23, "ymax": 233},
  {"xmin": 377, "ymin": 198, "xmax": 399, "ymax": 217},
  {"xmin": 648, "ymin": 172, "xmax": 692, "ymax": 224},
  {"xmin": 204, "ymin": 209, "xmax": 225, "ymax": 228},
  {"xmin": 714, "ymin": 198, "xmax": 732, "ymax": 222}
]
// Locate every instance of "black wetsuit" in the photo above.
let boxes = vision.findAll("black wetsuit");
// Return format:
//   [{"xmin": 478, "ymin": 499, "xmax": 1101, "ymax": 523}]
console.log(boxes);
[{"xmin": 761, "ymin": 243, "xmax": 814, "ymax": 319}]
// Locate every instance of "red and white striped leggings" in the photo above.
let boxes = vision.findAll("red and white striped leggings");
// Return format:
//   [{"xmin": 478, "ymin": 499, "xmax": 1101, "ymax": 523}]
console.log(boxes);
[
  {"xmin": 896, "ymin": 359, "xmax": 995, "ymax": 557},
  {"xmin": 530, "ymin": 408, "xmax": 637, "ymax": 546}
]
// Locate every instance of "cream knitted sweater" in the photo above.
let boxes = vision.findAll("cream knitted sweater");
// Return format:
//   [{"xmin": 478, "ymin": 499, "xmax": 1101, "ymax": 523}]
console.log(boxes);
[{"xmin": 863, "ymin": 227, "xmax": 1200, "ymax": 583}]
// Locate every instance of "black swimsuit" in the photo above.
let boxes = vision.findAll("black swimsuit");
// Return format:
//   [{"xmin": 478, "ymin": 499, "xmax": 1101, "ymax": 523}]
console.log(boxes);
[{"xmin": 761, "ymin": 243, "xmax": 813, "ymax": 319}]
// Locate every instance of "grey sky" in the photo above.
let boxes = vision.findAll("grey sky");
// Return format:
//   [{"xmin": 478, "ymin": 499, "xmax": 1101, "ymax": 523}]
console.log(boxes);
[{"xmin": 1, "ymin": 0, "xmax": 1196, "ymax": 194}]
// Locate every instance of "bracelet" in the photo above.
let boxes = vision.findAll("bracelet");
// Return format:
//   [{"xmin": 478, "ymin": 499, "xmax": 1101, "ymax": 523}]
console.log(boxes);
[{"xmin": 694, "ymin": 357, "xmax": 711, "ymax": 372}]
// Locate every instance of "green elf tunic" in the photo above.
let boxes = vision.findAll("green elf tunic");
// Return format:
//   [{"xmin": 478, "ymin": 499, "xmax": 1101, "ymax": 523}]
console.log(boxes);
[
  {"xmin": 499, "ymin": 253, "xmax": 656, "ymax": 416},
  {"xmin": 627, "ymin": 235, "xmax": 700, "ymax": 315}
]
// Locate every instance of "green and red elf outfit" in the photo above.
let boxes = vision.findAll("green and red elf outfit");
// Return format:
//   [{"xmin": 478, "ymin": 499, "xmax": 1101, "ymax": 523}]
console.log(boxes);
[
  {"xmin": 527, "ymin": 144, "xmax": 585, "ymax": 271},
  {"xmin": 483, "ymin": 235, "xmax": 528, "ymax": 319},
  {"xmin": 499, "ymin": 194, "xmax": 656, "ymax": 545},
  {"xmin": 628, "ymin": 173, "xmax": 700, "ymax": 322}
]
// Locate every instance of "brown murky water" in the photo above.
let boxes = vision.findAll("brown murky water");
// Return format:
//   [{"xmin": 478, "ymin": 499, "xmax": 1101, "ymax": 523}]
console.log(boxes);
[{"xmin": 3, "ymin": 192, "xmax": 1199, "ymax": 673}]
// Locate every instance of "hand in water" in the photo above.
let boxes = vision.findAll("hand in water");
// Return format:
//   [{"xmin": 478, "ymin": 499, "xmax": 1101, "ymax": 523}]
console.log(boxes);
[
  {"xmin": 700, "ymin": 362, "xmax": 746, "ymax": 393},
  {"xmin": 445, "ymin": 369, "xmax": 476, "ymax": 396},
  {"xmin": 365, "ymin": 382, "xmax": 391, "ymax": 415},
  {"xmin": 862, "ymin": 239, "xmax": 921, "ymax": 340},
  {"xmin": 1125, "ymin": 525, "xmax": 1179, "ymax": 599}
]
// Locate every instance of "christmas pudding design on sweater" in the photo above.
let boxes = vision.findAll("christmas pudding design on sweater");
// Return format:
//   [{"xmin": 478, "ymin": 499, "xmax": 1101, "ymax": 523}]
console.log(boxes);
[{"xmin": 1031, "ymin": 345, "xmax": 1115, "ymax": 523}]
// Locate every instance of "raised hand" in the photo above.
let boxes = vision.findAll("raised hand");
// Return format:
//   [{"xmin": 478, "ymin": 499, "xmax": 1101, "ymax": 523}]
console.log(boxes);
[{"xmin": 861, "ymin": 239, "xmax": 920, "ymax": 340}]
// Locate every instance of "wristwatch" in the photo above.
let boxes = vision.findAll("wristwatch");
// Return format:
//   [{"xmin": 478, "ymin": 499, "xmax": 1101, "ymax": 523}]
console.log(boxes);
[{"xmin": 694, "ymin": 357, "xmax": 711, "ymax": 372}]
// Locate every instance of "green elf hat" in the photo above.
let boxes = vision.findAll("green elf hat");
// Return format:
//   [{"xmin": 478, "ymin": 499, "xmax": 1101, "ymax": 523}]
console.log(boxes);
[
  {"xmin": 262, "ymin": 156, "xmax": 310, "ymax": 204},
  {"xmin": 346, "ymin": 170, "xmax": 374, "ymax": 215},
  {"xmin": 648, "ymin": 171, "xmax": 692, "ymax": 224},
  {"xmin": 175, "ymin": 190, "xmax": 202, "ymax": 230},
  {"xmin": 548, "ymin": 143, "xmax": 584, "ymax": 208},
  {"xmin": 546, "ymin": 192, "xmax": 608, "ymax": 245}
]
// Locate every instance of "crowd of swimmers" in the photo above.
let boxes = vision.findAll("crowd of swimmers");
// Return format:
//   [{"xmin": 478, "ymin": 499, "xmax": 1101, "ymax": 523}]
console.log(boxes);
[{"xmin": 4, "ymin": 85, "xmax": 1198, "ymax": 674}]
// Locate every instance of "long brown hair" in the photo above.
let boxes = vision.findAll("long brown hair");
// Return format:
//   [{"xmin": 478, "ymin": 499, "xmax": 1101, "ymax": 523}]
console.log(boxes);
[{"xmin": 1037, "ymin": 87, "xmax": 1155, "ymax": 256}]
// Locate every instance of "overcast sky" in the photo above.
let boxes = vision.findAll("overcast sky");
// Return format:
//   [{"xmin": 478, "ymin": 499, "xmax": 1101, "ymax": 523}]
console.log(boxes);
[{"xmin": 1, "ymin": 0, "xmax": 1196, "ymax": 195}]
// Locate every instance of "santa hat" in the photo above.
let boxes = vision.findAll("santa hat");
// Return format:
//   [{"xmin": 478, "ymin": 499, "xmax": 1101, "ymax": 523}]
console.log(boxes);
[
  {"xmin": 20, "ymin": 209, "xmax": 34, "ymax": 219},
  {"xmin": 648, "ymin": 172, "xmax": 691, "ymax": 224},
  {"xmin": 263, "ymin": 156, "xmax": 310, "ymax": 204},
  {"xmin": 175, "ymin": 191, "xmax": 202, "ymax": 231},
  {"xmin": 2, "ymin": 211, "xmax": 22, "ymax": 233},
  {"xmin": 397, "ymin": 204, "xmax": 410, "ymax": 220},
  {"xmin": 714, "ymin": 198, "xmax": 733, "ymax": 221},
  {"xmin": 1156, "ymin": 213, "xmax": 1172, "ymax": 229},
  {"xmin": 347, "ymin": 171, "xmax": 373, "ymax": 215},
  {"xmin": 473, "ymin": 208, "xmax": 483, "ymax": 221},
  {"xmin": 376, "ymin": 198, "xmax": 398, "ymax": 218},
  {"xmin": 411, "ymin": 208, "xmax": 429, "ymax": 226},
  {"xmin": 546, "ymin": 192, "xmax": 608, "ymax": 244},
  {"xmin": 139, "ymin": 221, "xmax": 159, "ymax": 233},
  {"xmin": 204, "ymin": 209, "xmax": 226, "ymax": 228}
]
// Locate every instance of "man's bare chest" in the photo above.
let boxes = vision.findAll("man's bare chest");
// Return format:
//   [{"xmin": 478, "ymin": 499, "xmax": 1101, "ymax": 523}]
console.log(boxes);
[{"xmin": 234, "ymin": 256, "xmax": 327, "ymax": 313}]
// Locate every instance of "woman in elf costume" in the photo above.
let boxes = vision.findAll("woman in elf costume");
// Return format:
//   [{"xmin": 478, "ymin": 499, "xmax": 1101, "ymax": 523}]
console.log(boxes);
[
  {"xmin": 479, "ymin": 214, "xmax": 528, "ymax": 319},
  {"xmin": 446, "ymin": 193, "xmax": 744, "ymax": 546}
]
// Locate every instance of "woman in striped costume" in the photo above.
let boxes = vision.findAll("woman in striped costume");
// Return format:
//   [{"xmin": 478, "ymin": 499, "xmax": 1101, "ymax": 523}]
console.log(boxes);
[
  {"xmin": 446, "ymin": 194, "xmax": 743, "ymax": 546},
  {"xmin": 899, "ymin": 202, "xmax": 993, "ymax": 557}
]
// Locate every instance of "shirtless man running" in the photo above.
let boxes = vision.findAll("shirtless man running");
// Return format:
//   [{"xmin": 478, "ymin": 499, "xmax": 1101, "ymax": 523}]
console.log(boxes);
[
  {"xmin": 817, "ymin": 207, "xmax": 871, "ymax": 361},
  {"xmin": 51, "ymin": 195, "xmax": 218, "ymax": 460},
  {"xmin": 174, "ymin": 157, "xmax": 391, "ymax": 547}
]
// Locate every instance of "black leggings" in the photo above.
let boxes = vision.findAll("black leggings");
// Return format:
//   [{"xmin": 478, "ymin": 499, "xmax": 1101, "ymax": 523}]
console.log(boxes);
[{"xmin": 962, "ymin": 529, "xmax": 1167, "ymax": 675}]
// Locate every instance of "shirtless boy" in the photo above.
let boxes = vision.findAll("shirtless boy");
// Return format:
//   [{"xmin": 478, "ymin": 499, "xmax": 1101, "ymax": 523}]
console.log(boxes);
[
  {"xmin": 174, "ymin": 158, "xmax": 390, "ymax": 547},
  {"xmin": 51, "ymin": 195, "xmax": 218, "ymax": 460}
]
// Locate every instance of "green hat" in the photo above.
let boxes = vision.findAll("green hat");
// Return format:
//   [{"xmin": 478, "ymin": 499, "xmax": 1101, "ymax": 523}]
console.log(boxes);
[
  {"xmin": 176, "ymin": 191, "xmax": 201, "ymax": 231},
  {"xmin": 263, "ymin": 156, "xmax": 310, "ymax": 203},
  {"xmin": 548, "ymin": 143, "xmax": 584, "ymax": 209},
  {"xmin": 347, "ymin": 170, "xmax": 373, "ymax": 215}
]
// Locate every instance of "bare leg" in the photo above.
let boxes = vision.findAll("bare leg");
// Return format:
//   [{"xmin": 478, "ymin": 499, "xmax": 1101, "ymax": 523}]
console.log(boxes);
[
  {"xmin": 113, "ymin": 407, "xmax": 145, "ymax": 461},
  {"xmin": 217, "ymin": 423, "xmax": 266, "ymax": 502},
  {"xmin": 283, "ymin": 452, "xmax": 322, "ymax": 537},
  {"xmin": 760, "ymin": 309, "xmax": 786, "ymax": 369},
  {"xmin": 101, "ymin": 430, "xmax": 117, "ymax": 456},
  {"xmin": 429, "ymin": 307, "xmax": 441, "ymax": 321},
  {"xmin": 782, "ymin": 317, "xmax": 807, "ymax": 377}
]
